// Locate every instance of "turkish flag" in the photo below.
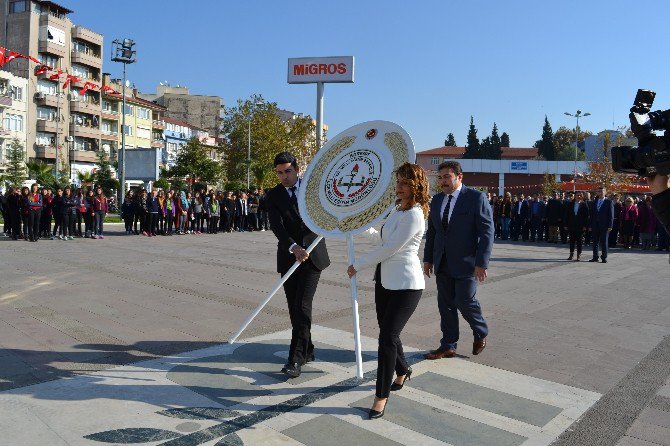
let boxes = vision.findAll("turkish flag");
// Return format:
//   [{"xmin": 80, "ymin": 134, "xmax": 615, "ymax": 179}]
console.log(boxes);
[
  {"xmin": 35, "ymin": 65, "xmax": 50, "ymax": 75},
  {"xmin": 62, "ymin": 74, "xmax": 80, "ymax": 90},
  {"xmin": 79, "ymin": 82, "xmax": 98, "ymax": 95},
  {"xmin": 49, "ymin": 70, "xmax": 63, "ymax": 80},
  {"xmin": 100, "ymin": 85, "xmax": 118, "ymax": 94}
]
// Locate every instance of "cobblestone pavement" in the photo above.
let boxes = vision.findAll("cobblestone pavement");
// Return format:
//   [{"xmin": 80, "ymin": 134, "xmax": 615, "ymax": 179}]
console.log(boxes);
[{"xmin": 1, "ymin": 227, "xmax": 668, "ymax": 445}]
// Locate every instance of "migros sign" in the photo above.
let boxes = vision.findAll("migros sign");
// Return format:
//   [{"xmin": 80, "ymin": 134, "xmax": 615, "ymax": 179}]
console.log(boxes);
[{"xmin": 287, "ymin": 56, "xmax": 355, "ymax": 84}]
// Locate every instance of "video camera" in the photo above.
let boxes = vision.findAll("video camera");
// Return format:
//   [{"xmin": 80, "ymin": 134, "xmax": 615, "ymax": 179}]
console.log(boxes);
[{"xmin": 611, "ymin": 89, "xmax": 670, "ymax": 176}]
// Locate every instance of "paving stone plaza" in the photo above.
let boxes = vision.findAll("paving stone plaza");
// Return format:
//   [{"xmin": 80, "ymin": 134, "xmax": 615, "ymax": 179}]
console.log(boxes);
[{"xmin": 1, "ymin": 227, "xmax": 669, "ymax": 445}]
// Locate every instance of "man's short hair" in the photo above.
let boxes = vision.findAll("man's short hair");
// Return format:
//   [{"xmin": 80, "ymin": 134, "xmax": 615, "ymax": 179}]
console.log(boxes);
[
  {"xmin": 437, "ymin": 160, "xmax": 462, "ymax": 176},
  {"xmin": 274, "ymin": 151, "xmax": 298, "ymax": 169}
]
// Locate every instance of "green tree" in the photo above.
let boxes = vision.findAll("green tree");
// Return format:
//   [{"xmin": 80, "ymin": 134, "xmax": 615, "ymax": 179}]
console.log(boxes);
[
  {"xmin": 489, "ymin": 123, "xmax": 502, "ymax": 159},
  {"xmin": 501, "ymin": 132, "xmax": 510, "ymax": 148},
  {"xmin": 26, "ymin": 160, "xmax": 55, "ymax": 187},
  {"xmin": 480, "ymin": 137, "xmax": 492, "ymax": 159},
  {"xmin": 170, "ymin": 137, "xmax": 222, "ymax": 192},
  {"xmin": 534, "ymin": 116, "xmax": 555, "ymax": 160},
  {"xmin": 152, "ymin": 178, "xmax": 170, "ymax": 191},
  {"xmin": 221, "ymin": 95, "xmax": 318, "ymax": 190},
  {"xmin": 541, "ymin": 171, "xmax": 558, "ymax": 196},
  {"xmin": 77, "ymin": 170, "xmax": 94, "ymax": 188},
  {"xmin": 463, "ymin": 116, "xmax": 481, "ymax": 159},
  {"xmin": 1, "ymin": 138, "xmax": 27, "ymax": 187},
  {"xmin": 94, "ymin": 150, "xmax": 119, "ymax": 197},
  {"xmin": 552, "ymin": 126, "xmax": 593, "ymax": 161},
  {"xmin": 444, "ymin": 133, "xmax": 456, "ymax": 146}
]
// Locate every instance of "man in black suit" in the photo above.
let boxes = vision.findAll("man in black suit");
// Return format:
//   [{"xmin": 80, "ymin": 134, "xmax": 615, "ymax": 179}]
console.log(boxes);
[
  {"xmin": 267, "ymin": 152, "xmax": 330, "ymax": 378},
  {"xmin": 564, "ymin": 192, "xmax": 589, "ymax": 261},
  {"xmin": 589, "ymin": 186, "xmax": 614, "ymax": 263},
  {"xmin": 511, "ymin": 195, "xmax": 529, "ymax": 241}
]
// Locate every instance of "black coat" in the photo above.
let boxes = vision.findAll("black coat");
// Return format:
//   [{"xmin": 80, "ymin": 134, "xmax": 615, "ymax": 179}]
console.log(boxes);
[
  {"xmin": 564, "ymin": 201, "xmax": 589, "ymax": 231},
  {"xmin": 546, "ymin": 198, "xmax": 563, "ymax": 225},
  {"xmin": 511, "ymin": 200, "xmax": 529, "ymax": 221},
  {"xmin": 266, "ymin": 182, "xmax": 330, "ymax": 274}
]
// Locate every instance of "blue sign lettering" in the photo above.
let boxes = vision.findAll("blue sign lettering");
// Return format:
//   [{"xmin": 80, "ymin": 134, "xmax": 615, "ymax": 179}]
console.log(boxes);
[{"xmin": 511, "ymin": 162, "xmax": 528, "ymax": 171}]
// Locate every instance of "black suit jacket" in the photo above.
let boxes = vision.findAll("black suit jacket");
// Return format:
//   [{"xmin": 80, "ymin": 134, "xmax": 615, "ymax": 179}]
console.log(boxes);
[
  {"xmin": 266, "ymin": 182, "xmax": 330, "ymax": 274},
  {"xmin": 564, "ymin": 201, "xmax": 589, "ymax": 231}
]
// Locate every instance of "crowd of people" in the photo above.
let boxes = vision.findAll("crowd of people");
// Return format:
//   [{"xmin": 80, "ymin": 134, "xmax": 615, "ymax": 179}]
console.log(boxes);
[
  {"xmin": 0, "ymin": 185, "xmax": 271, "ymax": 241},
  {"xmin": 487, "ymin": 189, "xmax": 670, "ymax": 254}
]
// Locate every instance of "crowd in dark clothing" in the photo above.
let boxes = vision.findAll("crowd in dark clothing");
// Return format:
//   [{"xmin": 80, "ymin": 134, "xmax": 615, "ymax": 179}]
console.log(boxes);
[
  {"xmin": 0, "ymin": 184, "xmax": 108, "ymax": 241},
  {"xmin": 119, "ymin": 188, "xmax": 270, "ymax": 236},
  {"xmin": 489, "ymin": 191, "xmax": 670, "ymax": 252}
]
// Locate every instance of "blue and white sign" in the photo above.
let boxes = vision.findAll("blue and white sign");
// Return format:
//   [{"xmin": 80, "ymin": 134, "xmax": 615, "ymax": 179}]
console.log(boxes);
[{"xmin": 511, "ymin": 161, "xmax": 528, "ymax": 171}]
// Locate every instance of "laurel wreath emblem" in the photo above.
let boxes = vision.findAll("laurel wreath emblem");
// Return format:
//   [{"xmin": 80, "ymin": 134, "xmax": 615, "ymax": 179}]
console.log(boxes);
[{"xmin": 304, "ymin": 132, "xmax": 409, "ymax": 232}]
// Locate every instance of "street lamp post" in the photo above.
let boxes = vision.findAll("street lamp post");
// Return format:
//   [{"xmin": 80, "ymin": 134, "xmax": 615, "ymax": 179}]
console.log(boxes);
[
  {"xmin": 112, "ymin": 38, "xmax": 136, "ymax": 204},
  {"xmin": 246, "ymin": 102, "xmax": 263, "ymax": 191},
  {"xmin": 564, "ymin": 110, "xmax": 591, "ymax": 192}
]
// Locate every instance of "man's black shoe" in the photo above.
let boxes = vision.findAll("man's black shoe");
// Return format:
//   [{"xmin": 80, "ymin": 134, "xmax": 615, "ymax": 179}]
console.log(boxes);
[
  {"xmin": 601, "ymin": 258, "xmax": 607, "ymax": 263},
  {"xmin": 588, "ymin": 258, "xmax": 599, "ymax": 262},
  {"xmin": 281, "ymin": 362, "xmax": 301, "ymax": 378}
]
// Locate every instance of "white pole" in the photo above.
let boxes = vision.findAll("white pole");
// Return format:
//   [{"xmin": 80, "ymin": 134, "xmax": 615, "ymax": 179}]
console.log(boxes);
[
  {"xmin": 229, "ymin": 235, "xmax": 324, "ymax": 344},
  {"xmin": 316, "ymin": 82, "xmax": 324, "ymax": 149},
  {"xmin": 347, "ymin": 235, "xmax": 364, "ymax": 379}
]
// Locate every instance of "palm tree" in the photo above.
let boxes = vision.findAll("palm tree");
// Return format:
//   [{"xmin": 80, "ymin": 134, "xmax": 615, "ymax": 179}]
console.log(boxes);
[
  {"xmin": 26, "ymin": 161, "xmax": 55, "ymax": 186},
  {"xmin": 77, "ymin": 170, "xmax": 94, "ymax": 187}
]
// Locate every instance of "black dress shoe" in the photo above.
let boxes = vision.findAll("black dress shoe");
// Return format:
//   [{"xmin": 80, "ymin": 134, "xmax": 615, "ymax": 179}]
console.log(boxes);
[
  {"xmin": 390, "ymin": 367, "xmax": 412, "ymax": 391},
  {"xmin": 567, "ymin": 254, "xmax": 573, "ymax": 261},
  {"xmin": 601, "ymin": 258, "xmax": 607, "ymax": 263},
  {"xmin": 368, "ymin": 400, "xmax": 387, "ymax": 419},
  {"xmin": 281, "ymin": 362, "xmax": 301, "ymax": 378},
  {"xmin": 588, "ymin": 258, "xmax": 599, "ymax": 262}
]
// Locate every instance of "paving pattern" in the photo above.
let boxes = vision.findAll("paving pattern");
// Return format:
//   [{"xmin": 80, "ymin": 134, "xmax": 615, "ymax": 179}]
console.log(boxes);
[{"xmin": 0, "ymin": 326, "xmax": 600, "ymax": 445}]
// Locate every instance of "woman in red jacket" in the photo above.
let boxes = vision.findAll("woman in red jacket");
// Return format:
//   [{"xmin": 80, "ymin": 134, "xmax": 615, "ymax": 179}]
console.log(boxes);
[
  {"xmin": 92, "ymin": 186, "xmax": 108, "ymax": 239},
  {"xmin": 620, "ymin": 196, "xmax": 638, "ymax": 249}
]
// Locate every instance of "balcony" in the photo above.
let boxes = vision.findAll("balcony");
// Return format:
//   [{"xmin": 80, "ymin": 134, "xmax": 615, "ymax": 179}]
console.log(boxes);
[
  {"xmin": 35, "ymin": 145, "xmax": 57, "ymax": 160},
  {"xmin": 0, "ymin": 94, "xmax": 11, "ymax": 107},
  {"xmin": 151, "ymin": 139, "xmax": 164, "ymax": 149},
  {"xmin": 34, "ymin": 92, "xmax": 63, "ymax": 108},
  {"xmin": 71, "ymin": 50, "xmax": 102, "ymax": 69},
  {"xmin": 70, "ymin": 124, "xmax": 101, "ymax": 140},
  {"xmin": 71, "ymin": 99, "xmax": 100, "ymax": 115},
  {"xmin": 0, "ymin": 126, "xmax": 12, "ymax": 137},
  {"xmin": 36, "ymin": 119, "xmax": 65, "ymax": 133},
  {"xmin": 152, "ymin": 120, "xmax": 165, "ymax": 129},
  {"xmin": 39, "ymin": 11, "xmax": 68, "ymax": 29},
  {"xmin": 71, "ymin": 26, "xmax": 103, "ymax": 46},
  {"xmin": 38, "ymin": 40, "xmax": 67, "ymax": 58},
  {"xmin": 72, "ymin": 76, "xmax": 101, "ymax": 90},
  {"xmin": 101, "ymin": 109, "xmax": 119, "ymax": 120},
  {"xmin": 101, "ymin": 130, "xmax": 118, "ymax": 140},
  {"xmin": 70, "ymin": 149, "xmax": 99, "ymax": 163}
]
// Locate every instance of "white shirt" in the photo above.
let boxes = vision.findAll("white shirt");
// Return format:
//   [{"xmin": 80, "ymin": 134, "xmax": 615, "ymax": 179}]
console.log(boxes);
[
  {"xmin": 285, "ymin": 179, "xmax": 301, "ymax": 198},
  {"xmin": 439, "ymin": 184, "xmax": 463, "ymax": 223},
  {"xmin": 574, "ymin": 202, "xmax": 579, "ymax": 215}
]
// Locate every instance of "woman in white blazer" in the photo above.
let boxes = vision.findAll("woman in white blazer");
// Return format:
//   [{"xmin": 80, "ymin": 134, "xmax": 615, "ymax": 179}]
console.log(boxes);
[{"xmin": 347, "ymin": 163, "xmax": 430, "ymax": 420}]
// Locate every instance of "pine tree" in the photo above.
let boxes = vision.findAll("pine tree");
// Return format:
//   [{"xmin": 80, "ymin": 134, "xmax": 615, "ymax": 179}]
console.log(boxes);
[
  {"xmin": 2, "ymin": 138, "xmax": 27, "ymax": 187},
  {"xmin": 444, "ymin": 133, "xmax": 456, "ymax": 146},
  {"xmin": 463, "ymin": 116, "xmax": 480, "ymax": 159},
  {"xmin": 489, "ymin": 123, "xmax": 502, "ymax": 159},
  {"xmin": 501, "ymin": 132, "xmax": 510, "ymax": 148},
  {"xmin": 534, "ymin": 116, "xmax": 554, "ymax": 160},
  {"xmin": 94, "ymin": 150, "xmax": 119, "ymax": 197}
]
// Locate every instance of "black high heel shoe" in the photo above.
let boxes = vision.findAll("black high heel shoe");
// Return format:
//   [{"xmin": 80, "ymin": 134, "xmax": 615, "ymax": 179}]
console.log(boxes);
[
  {"xmin": 390, "ymin": 367, "xmax": 412, "ymax": 391},
  {"xmin": 368, "ymin": 398, "xmax": 388, "ymax": 419}
]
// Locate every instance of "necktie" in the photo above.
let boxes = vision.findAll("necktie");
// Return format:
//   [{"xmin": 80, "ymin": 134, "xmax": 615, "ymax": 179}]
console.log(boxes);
[
  {"xmin": 441, "ymin": 194, "xmax": 453, "ymax": 232},
  {"xmin": 597, "ymin": 199, "xmax": 602, "ymax": 211},
  {"xmin": 289, "ymin": 186, "xmax": 298, "ymax": 211}
]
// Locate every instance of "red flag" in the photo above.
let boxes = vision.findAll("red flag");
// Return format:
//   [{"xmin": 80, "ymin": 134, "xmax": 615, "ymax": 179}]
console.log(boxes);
[
  {"xmin": 100, "ymin": 85, "xmax": 118, "ymax": 95},
  {"xmin": 62, "ymin": 74, "xmax": 80, "ymax": 90},
  {"xmin": 79, "ymin": 81, "xmax": 98, "ymax": 95},
  {"xmin": 0, "ymin": 47, "xmax": 7, "ymax": 67},
  {"xmin": 35, "ymin": 64, "xmax": 50, "ymax": 75},
  {"xmin": 6, "ymin": 50, "xmax": 21, "ymax": 64},
  {"xmin": 49, "ymin": 70, "xmax": 63, "ymax": 80}
]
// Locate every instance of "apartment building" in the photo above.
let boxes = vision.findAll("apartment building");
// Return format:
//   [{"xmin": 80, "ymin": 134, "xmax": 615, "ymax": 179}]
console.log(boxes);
[
  {"xmin": 0, "ymin": 70, "xmax": 28, "ymax": 172},
  {"xmin": 1, "ymin": 0, "xmax": 103, "ymax": 177}
]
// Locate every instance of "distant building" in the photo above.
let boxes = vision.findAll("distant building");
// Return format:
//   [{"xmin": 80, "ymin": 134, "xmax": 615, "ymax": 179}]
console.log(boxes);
[
  {"xmin": 0, "ymin": 71, "xmax": 28, "ymax": 173},
  {"xmin": 582, "ymin": 130, "xmax": 636, "ymax": 161},
  {"xmin": 138, "ymin": 83, "xmax": 223, "ymax": 140},
  {"xmin": 416, "ymin": 146, "xmax": 587, "ymax": 195},
  {"xmin": 162, "ymin": 117, "xmax": 212, "ymax": 167}
]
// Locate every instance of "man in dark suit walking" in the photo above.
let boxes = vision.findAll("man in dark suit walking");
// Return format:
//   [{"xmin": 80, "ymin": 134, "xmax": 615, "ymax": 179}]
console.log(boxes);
[
  {"xmin": 564, "ymin": 192, "xmax": 590, "ymax": 261},
  {"xmin": 423, "ymin": 161, "xmax": 494, "ymax": 359},
  {"xmin": 511, "ymin": 195, "xmax": 529, "ymax": 241},
  {"xmin": 267, "ymin": 152, "xmax": 330, "ymax": 378},
  {"xmin": 589, "ymin": 185, "xmax": 614, "ymax": 263}
]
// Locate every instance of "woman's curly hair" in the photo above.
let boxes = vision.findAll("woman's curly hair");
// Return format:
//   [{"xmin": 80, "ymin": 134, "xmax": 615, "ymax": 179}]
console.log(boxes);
[{"xmin": 395, "ymin": 162, "xmax": 431, "ymax": 218}]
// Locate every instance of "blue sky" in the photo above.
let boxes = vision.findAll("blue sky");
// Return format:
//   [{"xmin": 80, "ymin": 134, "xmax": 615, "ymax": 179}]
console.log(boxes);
[{"xmin": 65, "ymin": 0, "xmax": 670, "ymax": 152}]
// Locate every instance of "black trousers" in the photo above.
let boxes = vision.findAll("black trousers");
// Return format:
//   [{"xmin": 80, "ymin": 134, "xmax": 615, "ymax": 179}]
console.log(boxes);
[
  {"xmin": 149, "ymin": 213, "xmax": 158, "ymax": 234},
  {"xmin": 209, "ymin": 216, "xmax": 219, "ymax": 233},
  {"xmin": 282, "ymin": 262, "xmax": 321, "ymax": 365},
  {"xmin": 592, "ymin": 227, "xmax": 610, "ymax": 260},
  {"xmin": 28, "ymin": 209, "xmax": 41, "ymax": 240},
  {"xmin": 569, "ymin": 229, "xmax": 583, "ymax": 255},
  {"xmin": 374, "ymin": 281, "xmax": 421, "ymax": 398}
]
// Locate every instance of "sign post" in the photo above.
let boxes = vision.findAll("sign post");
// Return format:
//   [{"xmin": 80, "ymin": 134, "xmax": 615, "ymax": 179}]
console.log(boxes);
[{"xmin": 288, "ymin": 56, "xmax": 355, "ymax": 148}]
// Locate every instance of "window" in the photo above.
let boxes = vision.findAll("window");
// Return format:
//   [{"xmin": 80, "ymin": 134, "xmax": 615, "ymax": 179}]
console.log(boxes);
[
  {"xmin": 71, "ymin": 63, "xmax": 90, "ymax": 79},
  {"xmin": 37, "ymin": 79, "xmax": 58, "ymax": 95},
  {"xmin": 124, "ymin": 104, "xmax": 133, "ymax": 116},
  {"xmin": 74, "ymin": 137, "xmax": 94, "ymax": 151},
  {"xmin": 137, "ymin": 107, "xmax": 150, "ymax": 120},
  {"xmin": 40, "ymin": 25, "xmax": 66, "ymax": 46},
  {"xmin": 4, "ymin": 114, "xmax": 24, "ymax": 132},
  {"xmin": 72, "ymin": 40, "xmax": 99, "ymax": 57},
  {"xmin": 431, "ymin": 157, "xmax": 439, "ymax": 165},
  {"xmin": 9, "ymin": 1, "xmax": 28, "ymax": 13},
  {"xmin": 38, "ymin": 53, "xmax": 59, "ymax": 69},
  {"xmin": 137, "ymin": 127, "xmax": 151, "ymax": 139},
  {"xmin": 36, "ymin": 132, "xmax": 56, "ymax": 146},
  {"xmin": 36, "ymin": 106, "xmax": 56, "ymax": 121},
  {"xmin": 102, "ymin": 100, "xmax": 118, "ymax": 114},
  {"xmin": 167, "ymin": 142, "xmax": 178, "ymax": 153},
  {"xmin": 123, "ymin": 125, "xmax": 133, "ymax": 136},
  {"xmin": 10, "ymin": 86, "xmax": 23, "ymax": 101},
  {"xmin": 101, "ymin": 120, "xmax": 118, "ymax": 135}
]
